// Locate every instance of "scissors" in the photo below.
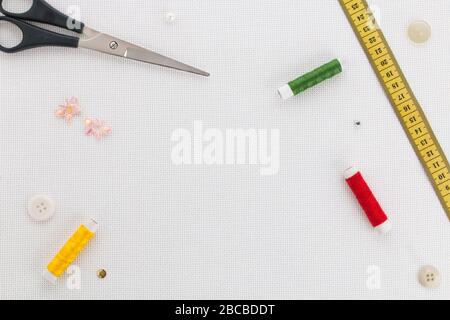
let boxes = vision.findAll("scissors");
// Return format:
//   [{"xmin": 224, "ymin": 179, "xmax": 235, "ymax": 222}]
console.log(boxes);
[{"xmin": 0, "ymin": 0, "xmax": 209, "ymax": 76}]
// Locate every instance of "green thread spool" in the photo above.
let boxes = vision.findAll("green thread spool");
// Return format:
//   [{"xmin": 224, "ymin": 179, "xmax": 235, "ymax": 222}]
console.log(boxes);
[{"xmin": 278, "ymin": 59, "xmax": 343, "ymax": 100}]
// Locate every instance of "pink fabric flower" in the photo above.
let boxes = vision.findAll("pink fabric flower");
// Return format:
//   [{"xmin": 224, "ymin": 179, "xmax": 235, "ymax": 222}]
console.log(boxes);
[
  {"xmin": 84, "ymin": 118, "xmax": 112, "ymax": 140},
  {"xmin": 55, "ymin": 97, "xmax": 81, "ymax": 123}
]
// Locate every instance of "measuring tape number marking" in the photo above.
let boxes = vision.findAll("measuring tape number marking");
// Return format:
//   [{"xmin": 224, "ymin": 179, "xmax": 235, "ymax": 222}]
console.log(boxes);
[{"xmin": 340, "ymin": 0, "xmax": 450, "ymax": 220}]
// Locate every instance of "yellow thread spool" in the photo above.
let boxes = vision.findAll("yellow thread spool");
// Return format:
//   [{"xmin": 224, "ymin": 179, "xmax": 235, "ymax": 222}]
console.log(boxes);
[{"xmin": 43, "ymin": 219, "xmax": 98, "ymax": 284}]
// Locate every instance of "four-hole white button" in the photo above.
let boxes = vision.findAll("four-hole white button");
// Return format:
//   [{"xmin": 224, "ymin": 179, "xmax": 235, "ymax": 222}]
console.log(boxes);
[
  {"xmin": 27, "ymin": 195, "xmax": 55, "ymax": 221},
  {"xmin": 418, "ymin": 265, "xmax": 441, "ymax": 289}
]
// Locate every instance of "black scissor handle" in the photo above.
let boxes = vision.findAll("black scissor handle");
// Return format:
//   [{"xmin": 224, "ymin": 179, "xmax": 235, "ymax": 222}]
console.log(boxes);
[
  {"xmin": 0, "ymin": 0, "xmax": 84, "ymax": 33},
  {"xmin": 0, "ymin": 16, "xmax": 79, "ymax": 53}
]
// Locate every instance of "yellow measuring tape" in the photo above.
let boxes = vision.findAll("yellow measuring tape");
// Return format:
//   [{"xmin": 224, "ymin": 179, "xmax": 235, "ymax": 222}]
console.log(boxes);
[{"xmin": 339, "ymin": 0, "xmax": 450, "ymax": 221}]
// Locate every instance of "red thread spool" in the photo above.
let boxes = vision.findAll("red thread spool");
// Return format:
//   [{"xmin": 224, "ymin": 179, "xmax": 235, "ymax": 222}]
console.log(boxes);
[{"xmin": 344, "ymin": 167, "xmax": 392, "ymax": 234}]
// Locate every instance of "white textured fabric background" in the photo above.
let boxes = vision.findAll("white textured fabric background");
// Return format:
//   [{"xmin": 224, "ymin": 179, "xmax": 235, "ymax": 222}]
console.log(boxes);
[{"xmin": 0, "ymin": 0, "xmax": 449, "ymax": 299}]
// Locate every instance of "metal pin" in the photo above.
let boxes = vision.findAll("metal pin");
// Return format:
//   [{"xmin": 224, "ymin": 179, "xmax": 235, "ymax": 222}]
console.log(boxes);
[{"xmin": 97, "ymin": 269, "xmax": 107, "ymax": 279}]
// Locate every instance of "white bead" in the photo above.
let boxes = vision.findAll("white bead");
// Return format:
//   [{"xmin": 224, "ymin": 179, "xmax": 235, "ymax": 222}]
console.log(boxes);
[{"xmin": 165, "ymin": 12, "xmax": 176, "ymax": 23}]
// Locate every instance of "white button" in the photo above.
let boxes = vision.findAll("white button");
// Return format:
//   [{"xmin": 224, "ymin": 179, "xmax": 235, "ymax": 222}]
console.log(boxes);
[
  {"xmin": 418, "ymin": 265, "xmax": 441, "ymax": 288},
  {"xmin": 408, "ymin": 20, "xmax": 431, "ymax": 44},
  {"xmin": 27, "ymin": 195, "xmax": 55, "ymax": 221}
]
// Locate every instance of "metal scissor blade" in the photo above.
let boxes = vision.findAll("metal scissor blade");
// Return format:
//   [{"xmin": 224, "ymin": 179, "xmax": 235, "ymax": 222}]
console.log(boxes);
[
  {"xmin": 79, "ymin": 27, "xmax": 209, "ymax": 76},
  {"xmin": 124, "ymin": 46, "xmax": 209, "ymax": 77}
]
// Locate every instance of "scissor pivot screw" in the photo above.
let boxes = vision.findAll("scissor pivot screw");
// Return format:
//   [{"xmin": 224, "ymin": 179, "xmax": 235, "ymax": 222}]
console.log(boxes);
[{"xmin": 109, "ymin": 41, "xmax": 119, "ymax": 50}]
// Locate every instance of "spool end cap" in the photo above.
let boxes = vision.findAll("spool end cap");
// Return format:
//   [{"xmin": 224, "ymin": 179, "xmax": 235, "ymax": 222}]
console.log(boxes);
[
  {"xmin": 374, "ymin": 219, "xmax": 392, "ymax": 234},
  {"xmin": 42, "ymin": 269, "xmax": 57, "ymax": 285},
  {"xmin": 344, "ymin": 166, "xmax": 359, "ymax": 179},
  {"xmin": 278, "ymin": 84, "xmax": 294, "ymax": 100},
  {"xmin": 85, "ymin": 218, "xmax": 98, "ymax": 233}
]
